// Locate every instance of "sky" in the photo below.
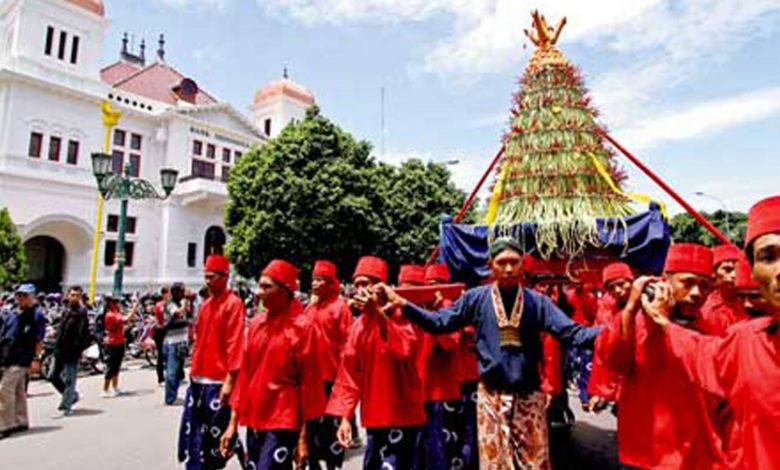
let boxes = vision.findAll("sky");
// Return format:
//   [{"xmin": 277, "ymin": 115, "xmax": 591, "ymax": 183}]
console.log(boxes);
[{"xmin": 102, "ymin": 0, "xmax": 780, "ymax": 214}]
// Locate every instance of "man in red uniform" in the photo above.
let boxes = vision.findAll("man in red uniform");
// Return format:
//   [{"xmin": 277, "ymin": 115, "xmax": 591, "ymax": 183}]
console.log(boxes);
[
  {"xmin": 305, "ymin": 260, "xmax": 353, "ymax": 470},
  {"xmin": 327, "ymin": 256, "xmax": 426, "ymax": 469},
  {"xmin": 426, "ymin": 263, "xmax": 480, "ymax": 470},
  {"xmin": 598, "ymin": 244, "xmax": 726, "ymax": 469},
  {"xmin": 587, "ymin": 262, "xmax": 634, "ymax": 412},
  {"xmin": 734, "ymin": 255, "xmax": 775, "ymax": 318},
  {"xmin": 221, "ymin": 259, "xmax": 325, "ymax": 469},
  {"xmin": 645, "ymin": 195, "xmax": 780, "ymax": 470},
  {"xmin": 698, "ymin": 244, "xmax": 747, "ymax": 335},
  {"xmin": 178, "ymin": 255, "xmax": 245, "ymax": 470},
  {"xmin": 398, "ymin": 264, "xmax": 462, "ymax": 470}
]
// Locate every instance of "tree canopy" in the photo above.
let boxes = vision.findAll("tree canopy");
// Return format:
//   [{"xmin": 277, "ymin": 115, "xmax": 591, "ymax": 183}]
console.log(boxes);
[
  {"xmin": 225, "ymin": 106, "xmax": 470, "ymax": 284},
  {"xmin": 0, "ymin": 208, "xmax": 26, "ymax": 290},
  {"xmin": 669, "ymin": 210, "xmax": 747, "ymax": 247}
]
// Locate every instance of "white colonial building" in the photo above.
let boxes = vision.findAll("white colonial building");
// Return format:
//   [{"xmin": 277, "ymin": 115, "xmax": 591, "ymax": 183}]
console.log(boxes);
[{"xmin": 0, "ymin": 0, "xmax": 316, "ymax": 292}]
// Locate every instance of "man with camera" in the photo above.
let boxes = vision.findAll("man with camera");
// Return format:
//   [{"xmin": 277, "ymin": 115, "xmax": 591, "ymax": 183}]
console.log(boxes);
[
  {"xmin": 598, "ymin": 243, "xmax": 726, "ymax": 469},
  {"xmin": 644, "ymin": 195, "xmax": 780, "ymax": 470},
  {"xmin": 162, "ymin": 282, "xmax": 190, "ymax": 405}
]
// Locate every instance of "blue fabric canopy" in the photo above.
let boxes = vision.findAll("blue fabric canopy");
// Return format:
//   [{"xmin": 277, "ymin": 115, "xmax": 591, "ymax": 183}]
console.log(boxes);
[{"xmin": 439, "ymin": 203, "xmax": 671, "ymax": 286}]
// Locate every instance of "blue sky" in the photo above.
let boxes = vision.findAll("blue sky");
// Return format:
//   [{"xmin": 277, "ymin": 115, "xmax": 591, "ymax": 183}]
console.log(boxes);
[{"xmin": 102, "ymin": 0, "xmax": 780, "ymax": 214}]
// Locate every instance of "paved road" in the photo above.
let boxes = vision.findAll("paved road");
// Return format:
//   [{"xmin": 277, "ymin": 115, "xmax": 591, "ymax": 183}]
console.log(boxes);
[{"xmin": 2, "ymin": 364, "xmax": 617, "ymax": 469}]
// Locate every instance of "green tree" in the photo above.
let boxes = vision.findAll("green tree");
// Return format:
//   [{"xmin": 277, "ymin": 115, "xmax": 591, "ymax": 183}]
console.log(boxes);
[
  {"xmin": 0, "ymin": 208, "xmax": 26, "ymax": 290},
  {"xmin": 670, "ymin": 210, "xmax": 747, "ymax": 247},
  {"xmin": 224, "ymin": 106, "xmax": 468, "ymax": 284},
  {"xmin": 375, "ymin": 159, "xmax": 474, "ymax": 273}
]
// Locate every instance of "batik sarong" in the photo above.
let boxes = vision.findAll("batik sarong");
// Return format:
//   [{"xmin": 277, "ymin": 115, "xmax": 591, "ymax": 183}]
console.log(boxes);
[
  {"xmin": 577, "ymin": 348, "xmax": 594, "ymax": 405},
  {"xmin": 424, "ymin": 400, "xmax": 464, "ymax": 470},
  {"xmin": 178, "ymin": 382, "xmax": 237, "ymax": 470},
  {"xmin": 476, "ymin": 383, "xmax": 550, "ymax": 470},
  {"xmin": 307, "ymin": 382, "xmax": 345, "ymax": 469},
  {"xmin": 245, "ymin": 429, "xmax": 299, "ymax": 470},
  {"xmin": 363, "ymin": 426, "xmax": 423, "ymax": 470},
  {"xmin": 460, "ymin": 381, "xmax": 479, "ymax": 470}
]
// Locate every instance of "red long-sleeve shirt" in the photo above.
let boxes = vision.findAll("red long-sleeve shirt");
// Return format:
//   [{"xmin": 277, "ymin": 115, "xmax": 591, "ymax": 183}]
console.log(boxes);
[
  {"xmin": 190, "ymin": 290, "xmax": 245, "ymax": 382},
  {"xmin": 231, "ymin": 299, "xmax": 325, "ymax": 430},
  {"xmin": 418, "ymin": 328, "xmax": 462, "ymax": 402},
  {"xmin": 665, "ymin": 318, "xmax": 780, "ymax": 470},
  {"xmin": 539, "ymin": 334, "xmax": 562, "ymax": 395},
  {"xmin": 326, "ymin": 310, "xmax": 426, "ymax": 428},
  {"xmin": 305, "ymin": 296, "xmax": 353, "ymax": 383},
  {"xmin": 458, "ymin": 326, "xmax": 481, "ymax": 384},
  {"xmin": 588, "ymin": 295, "xmax": 622, "ymax": 401},
  {"xmin": 599, "ymin": 312, "xmax": 726, "ymax": 469},
  {"xmin": 698, "ymin": 290, "xmax": 748, "ymax": 336},
  {"xmin": 417, "ymin": 298, "xmax": 462, "ymax": 402}
]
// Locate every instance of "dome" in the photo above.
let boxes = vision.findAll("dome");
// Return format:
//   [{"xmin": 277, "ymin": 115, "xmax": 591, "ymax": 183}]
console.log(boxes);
[
  {"xmin": 253, "ymin": 78, "xmax": 315, "ymax": 106},
  {"xmin": 66, "ymin": 0, "xmax": 105, "ymax": 16}
]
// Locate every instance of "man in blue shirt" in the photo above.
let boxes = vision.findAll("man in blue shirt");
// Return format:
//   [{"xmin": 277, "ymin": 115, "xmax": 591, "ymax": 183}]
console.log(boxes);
[
  {"xmin": 0, "ymin": 284, "xmax": 47, "ymax": 439},
  {"xmin": 379, "ymin": 237, "xmax": 602, "ymax": 469}
]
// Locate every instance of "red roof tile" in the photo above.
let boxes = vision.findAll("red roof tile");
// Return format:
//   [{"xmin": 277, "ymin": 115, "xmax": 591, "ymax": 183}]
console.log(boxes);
[
  {"xmin": 103, "ymin": 61, "xmax": 218, "ymax": 106},
  {"xmin": 253, "ymin": 78, "xmax": 315, "ymax": 106},
  {"xmin": 100, "ymin": 61, "xmax": 141, "ymax": 86},
  {"xmin": 66, "ymin": 0, "xmax": 105, "ymax": 16}
]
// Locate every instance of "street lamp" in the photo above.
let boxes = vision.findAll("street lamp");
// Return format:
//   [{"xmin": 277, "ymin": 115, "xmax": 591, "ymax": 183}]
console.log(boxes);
[
  {"xmin": 91, "ymin": 152, "xmax": 179, "ymax": 295},
  {"xmin": 694, "ymin": 191, "xmax": 730, "ymax": 239}
]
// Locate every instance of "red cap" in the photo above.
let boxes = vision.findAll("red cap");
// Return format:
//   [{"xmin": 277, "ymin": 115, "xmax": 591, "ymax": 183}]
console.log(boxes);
[
  {"xmin": 353, "ymin": 256, "xmax": 388, "ymax": 283},
  {"xmin": 713, "ymin": 244, "xmax": 741, "ymax": 268},
  {"xmin": 425, "ymin": 263, "xmax": 450, "ymax": 283},
  {"xmin": 745, "ymin": 195, "xmax": 780, "ymax": 249},
  {"xmin": 204, "ymin": 255, "xmax": 230, "ymax": 274},
  {"xmin": 735, "ymin": 255, "xmax": 758, "ymax": 290},
  {"xmin": 398, "ymin": 264, "xmax": 426, "ymax": 286},
  {"xmin": 664, "ymin": 243, "xmax": 713, "ymax": 277},
  {"xmin": 262, "ymin": 259, "xmax": 300, "ymax": 292},
  {"xmin": 601, "ymin": 262, "xmax": 635, "ymax": 287},
  {"xmin": 312, "ymin": 260, "xmax": 338, "ymax": 280}
]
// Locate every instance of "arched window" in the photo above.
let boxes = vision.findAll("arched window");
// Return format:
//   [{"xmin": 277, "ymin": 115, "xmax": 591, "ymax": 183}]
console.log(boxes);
[{"xmin": 203, "ymin": 226, "xmax": 226, "ymax": 262}]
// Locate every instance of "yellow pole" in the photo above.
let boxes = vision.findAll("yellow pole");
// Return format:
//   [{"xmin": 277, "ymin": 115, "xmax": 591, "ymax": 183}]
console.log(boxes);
[{"xmin": 88, "ymin": 101, "xmax": 122, "ymax": 303}]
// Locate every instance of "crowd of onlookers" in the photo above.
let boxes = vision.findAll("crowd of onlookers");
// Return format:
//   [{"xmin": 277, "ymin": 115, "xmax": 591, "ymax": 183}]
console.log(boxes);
[{"xmin": 0, "ymin": 278, "xmax": 261, "ymax": 440}]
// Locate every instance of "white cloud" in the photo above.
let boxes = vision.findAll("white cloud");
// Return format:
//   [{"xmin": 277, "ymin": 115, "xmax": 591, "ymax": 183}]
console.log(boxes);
[
  {"xmin": 258, "ymin": 0, "xmax": 448, "ymax": 25},
  {"xmin": 158, "ymin": 0, "xmax": 230, "ymax": 9},
  {"xmin": 590, "ymin": 0, "xmax": 780, "ymax": 126},
  {"xmin": 259, "ymin": 0, "xmax": 780, "ymax": 132},
  {"xmin": 616, "ymin": 86, "xmax": 780, "ymax": 151}
]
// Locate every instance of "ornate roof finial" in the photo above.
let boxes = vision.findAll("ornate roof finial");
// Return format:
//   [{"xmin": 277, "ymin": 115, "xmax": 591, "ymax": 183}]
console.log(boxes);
[
  {"xmin": 283, "ymin": 66, "xmax": 289, "ymax": 79},
  {"xmin": 523, "ymin": 10, "xmax": 566, "ymax": 49},
  {"xmin": 157, "ymin": 33, "xmax": 166, "ymax": 62},
  {"xmin": 121, "ymin": 32, "xmax": 128, "ymax": 54},
  {"xmin": 139, "ymin": 39, "xmax": 146, "ymax": 64}
]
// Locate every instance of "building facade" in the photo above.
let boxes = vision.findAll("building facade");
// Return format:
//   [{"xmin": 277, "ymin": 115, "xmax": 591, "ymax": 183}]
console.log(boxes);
[{"xmin": 0, "ymin": 0, "xmax": 315, "ymax": 292}]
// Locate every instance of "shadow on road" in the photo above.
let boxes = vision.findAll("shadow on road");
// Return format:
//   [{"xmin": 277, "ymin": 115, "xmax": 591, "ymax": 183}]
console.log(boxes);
[
  {"xmin": 118, "ymin": 389, "xmax": 156, "ymax": 398},
  {"xmin": 550, "ymin": 421, "xmax": 619, "ymax": 470},
  {"xmin": 14, "ymin": 425, "xmax": 63, "ymax": 437},
  {"xmin": 71, "ymin": 408, "xmax": 104, "ymax": 417}
]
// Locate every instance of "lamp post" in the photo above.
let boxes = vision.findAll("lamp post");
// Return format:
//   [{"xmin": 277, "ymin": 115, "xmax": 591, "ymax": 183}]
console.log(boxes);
[
  {"xmin": 694, "ymin": 191, "xmax": 731, "ymax": 240},
  {"xmin": 91, "ymin": 152, "xmax": 178, "ymax": 294}
]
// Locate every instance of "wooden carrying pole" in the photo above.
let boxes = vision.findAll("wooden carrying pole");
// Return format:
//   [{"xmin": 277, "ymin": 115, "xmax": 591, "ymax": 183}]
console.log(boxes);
[{"xmin": 598, "ymin": 129, "xmax": 732, "ymax": 246}]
